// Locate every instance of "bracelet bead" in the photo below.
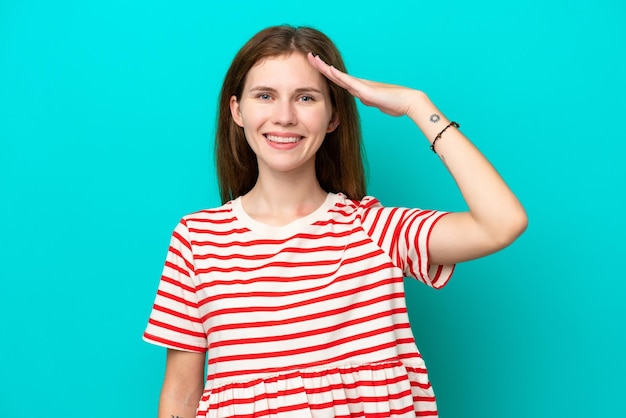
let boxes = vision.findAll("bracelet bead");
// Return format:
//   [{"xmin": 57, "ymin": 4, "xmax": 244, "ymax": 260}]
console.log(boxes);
[{"xmin": 430, "ymin": 121, "xmax": 460, "ymax": 153}]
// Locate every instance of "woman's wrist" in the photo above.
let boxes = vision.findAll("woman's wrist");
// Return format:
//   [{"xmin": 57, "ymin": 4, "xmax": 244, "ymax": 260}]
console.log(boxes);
[{"xmin": 406, "ymin": 91, "xmax": 453, "ymax": 144}]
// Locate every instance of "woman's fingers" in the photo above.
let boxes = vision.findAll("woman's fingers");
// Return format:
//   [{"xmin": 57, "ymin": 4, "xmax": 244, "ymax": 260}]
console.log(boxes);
[
  {"xmin": 308, "ymin": 53, "xmax": 364, "ymax": 95},
  {"xmin": 307, "ymin": 52, "xmax": 411, "ymax": 117}
]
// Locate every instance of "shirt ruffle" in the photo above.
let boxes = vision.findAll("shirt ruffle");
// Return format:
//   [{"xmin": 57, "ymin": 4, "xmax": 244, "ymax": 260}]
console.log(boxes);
[{"xmin": 197, "ymin": 360, "xmax": 438, "ymax": 418}]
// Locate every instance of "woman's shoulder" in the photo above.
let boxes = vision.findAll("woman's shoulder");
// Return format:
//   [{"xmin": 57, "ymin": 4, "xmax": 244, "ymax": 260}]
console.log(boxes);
[
  {"xmin": 328, "ymin": 193, "xmax": 390, "ymax": 225},
  {"xmin": 334, "ymin": 193, "xmax": 383, "ymax": 210},
  {"xmin": 178, "ymin": 200, "xmax": 237, "ymax": 225}
]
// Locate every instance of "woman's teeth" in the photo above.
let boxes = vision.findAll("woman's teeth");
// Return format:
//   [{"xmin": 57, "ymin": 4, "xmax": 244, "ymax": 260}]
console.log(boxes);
[{"xmin": 265, "ymin": 135, "xmax": 301, "ymax": 144}]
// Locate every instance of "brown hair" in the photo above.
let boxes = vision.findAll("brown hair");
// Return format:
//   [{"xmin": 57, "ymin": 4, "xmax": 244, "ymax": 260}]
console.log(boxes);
[{"xmin": 215, "ymin": 25, "xmax": 366, "ymax": 203}]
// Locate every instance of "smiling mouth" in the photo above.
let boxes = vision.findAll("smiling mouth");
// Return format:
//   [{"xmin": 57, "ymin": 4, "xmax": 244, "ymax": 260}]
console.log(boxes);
[{"xmin": 265, "ymin": 134, "xmax": 303, "ymax": 144}]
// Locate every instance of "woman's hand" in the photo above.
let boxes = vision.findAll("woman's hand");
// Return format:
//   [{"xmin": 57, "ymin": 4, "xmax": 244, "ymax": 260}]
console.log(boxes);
[{"xmin": 307, "ymin": 52, "xmax": 420, "ymax": 117}]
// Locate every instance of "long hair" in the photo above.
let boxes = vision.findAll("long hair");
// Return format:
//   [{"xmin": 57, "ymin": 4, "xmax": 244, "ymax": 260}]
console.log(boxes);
[{"xmin": 215, "ymin": 25, "xmax": 366, "ymax": 204}]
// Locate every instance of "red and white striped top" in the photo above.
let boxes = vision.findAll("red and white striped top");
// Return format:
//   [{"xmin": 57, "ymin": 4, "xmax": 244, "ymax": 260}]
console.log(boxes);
[{"xmin": 144, "ymin": 193, "xmax": 454, "ymax": 417}]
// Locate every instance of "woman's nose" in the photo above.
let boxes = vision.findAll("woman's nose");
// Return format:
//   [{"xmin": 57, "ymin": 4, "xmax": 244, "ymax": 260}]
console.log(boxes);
[{"xmin": 272, "ymin": 100, "xmax": 297, "ymax": 125}]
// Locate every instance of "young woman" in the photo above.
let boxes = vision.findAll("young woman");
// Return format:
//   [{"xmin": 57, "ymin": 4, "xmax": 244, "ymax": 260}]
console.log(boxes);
[{"xmin": 144, "ymin": 25, "xmax": 527, "ymax": 418}]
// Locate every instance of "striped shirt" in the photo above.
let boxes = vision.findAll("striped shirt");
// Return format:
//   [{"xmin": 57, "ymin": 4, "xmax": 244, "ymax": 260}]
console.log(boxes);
[{"xmin": 144, "ymin": 193, "xmax": 454, "ymax": 417}]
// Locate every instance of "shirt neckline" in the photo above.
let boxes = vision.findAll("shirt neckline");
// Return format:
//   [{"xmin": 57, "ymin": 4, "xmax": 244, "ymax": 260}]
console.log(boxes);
[{"xmin": 231, "ymin": 192, "xmax": 341, "ymax": 238}]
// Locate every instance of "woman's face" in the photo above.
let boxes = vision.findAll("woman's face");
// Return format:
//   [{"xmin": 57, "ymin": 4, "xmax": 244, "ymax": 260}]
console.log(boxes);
[{"xmin": 230, "ymin": 53, "xmax": 338, "ymax": 178}]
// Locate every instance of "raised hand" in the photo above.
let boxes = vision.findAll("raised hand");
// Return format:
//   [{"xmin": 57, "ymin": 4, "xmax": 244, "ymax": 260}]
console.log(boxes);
[
  {"xmin": 307, "ymin": 53, "xmax": 527, "ymax": 267},
  {"xmin": 307, "ymin": 52, "xmax": 421, "ymax": 118}
]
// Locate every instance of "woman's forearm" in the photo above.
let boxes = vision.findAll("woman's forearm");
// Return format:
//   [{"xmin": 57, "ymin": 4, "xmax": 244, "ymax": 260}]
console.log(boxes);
[
  {"xmin": 157, "ymin": 390, "xmax": 202, "ymax": 418},
  {"xmin": 407, "ymin": 91, "xmax": 527, "ymax": 246},
  {"xmin": 156, "ymin": 349, "xmax": 205, "ymax": 418}
]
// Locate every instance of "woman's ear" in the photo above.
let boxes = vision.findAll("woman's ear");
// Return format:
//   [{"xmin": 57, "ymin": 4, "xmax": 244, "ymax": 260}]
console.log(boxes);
[
  {"xmin": 230, "ymin": 95, "xmax": 244, "ymax": 127},
  {"xmin": 326, "ymin": 112, "xmax": 339, "ymax": 133}
]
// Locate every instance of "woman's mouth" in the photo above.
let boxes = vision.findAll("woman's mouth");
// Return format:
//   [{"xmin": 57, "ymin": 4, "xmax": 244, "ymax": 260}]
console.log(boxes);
[{"xmin": 265, "ymin": 134, "xmax": 303, "ymax": 144}]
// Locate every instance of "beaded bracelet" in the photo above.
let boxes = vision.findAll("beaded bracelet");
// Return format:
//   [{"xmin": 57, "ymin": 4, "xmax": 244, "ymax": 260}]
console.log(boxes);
[{"xmin": 430, "ymin": 121, "xmax": 460, "ymax": 153}]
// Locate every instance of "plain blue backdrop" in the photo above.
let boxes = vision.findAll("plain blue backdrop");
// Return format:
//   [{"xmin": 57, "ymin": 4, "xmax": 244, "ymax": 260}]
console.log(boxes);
[{"xmin": 1, "ymin": 1, "xmax": 624, "ymax": 417}]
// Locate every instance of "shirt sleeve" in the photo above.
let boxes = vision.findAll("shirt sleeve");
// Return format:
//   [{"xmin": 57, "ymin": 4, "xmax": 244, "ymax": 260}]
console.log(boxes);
[
  {"xmin": 360, "ymin": 198, "xmax": 455, "ymax": 289},
  {"xmin": 143, "ymin": 218, "xmax": 208, "ymax": 352}
]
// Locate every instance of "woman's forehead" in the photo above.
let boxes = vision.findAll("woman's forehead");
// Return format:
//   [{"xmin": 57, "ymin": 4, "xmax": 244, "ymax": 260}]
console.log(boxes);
[{"xmin": 245, "ymin": 53, "xmax": 329, "ymax": 91}]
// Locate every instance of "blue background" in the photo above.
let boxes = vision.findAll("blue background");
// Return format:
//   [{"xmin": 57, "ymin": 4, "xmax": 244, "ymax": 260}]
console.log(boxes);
[{"xmin": 1, "ymin": 0, "xmax": 624, "ymax": 416}]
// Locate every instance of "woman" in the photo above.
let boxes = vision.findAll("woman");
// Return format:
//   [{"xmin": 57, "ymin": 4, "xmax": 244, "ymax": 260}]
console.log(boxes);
[{"xmin": 144, "ymin": 25, "xmax": 527, "ymax": 418}]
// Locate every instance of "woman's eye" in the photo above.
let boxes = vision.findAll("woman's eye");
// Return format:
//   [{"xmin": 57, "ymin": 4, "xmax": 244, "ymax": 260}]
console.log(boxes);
[
  {"xmin": 299, "ymin": 95, "xmax": 314, "ymax": 102},
  {"xmin": 257, "ymin": 93, "xmax": 271, "ymax": 100}
]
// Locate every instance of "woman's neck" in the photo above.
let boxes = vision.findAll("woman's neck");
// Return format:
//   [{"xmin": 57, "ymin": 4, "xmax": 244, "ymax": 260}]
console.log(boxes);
[{"xmin": 241, "ymin": 173, "xmax": 328, "ymax": 227}]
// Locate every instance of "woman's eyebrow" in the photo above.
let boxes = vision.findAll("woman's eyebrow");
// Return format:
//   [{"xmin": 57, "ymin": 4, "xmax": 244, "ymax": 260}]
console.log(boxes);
[
  {"xmin": 294, "ymin": 87, "xmax": 324, "ymax": 94},
  {"xmin": 249, "ymin": 85, "xmax": 277, "ymax": 92},
  {"xmin": 249, "ymin": 85, "xmax": 324, "ymax": 94}
]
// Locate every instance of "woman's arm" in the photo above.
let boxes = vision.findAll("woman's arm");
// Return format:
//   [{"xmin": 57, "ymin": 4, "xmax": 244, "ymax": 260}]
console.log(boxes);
[
  {"xmin": 157, "ymin": 349, "xmax": 206, "ymax": 418},
  {"xmin": 308, "ymin": 53, "xmax": 528, "ymax": 266},
  {"xmin": 404, "ymin": 91, "xmax": 527, "ymax": 265}
]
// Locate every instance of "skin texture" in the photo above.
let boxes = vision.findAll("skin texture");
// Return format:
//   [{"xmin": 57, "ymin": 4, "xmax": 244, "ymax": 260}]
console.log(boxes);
[{"xmin": 157, "ymin": 49, "xmax": 527, "ymax": 417}]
